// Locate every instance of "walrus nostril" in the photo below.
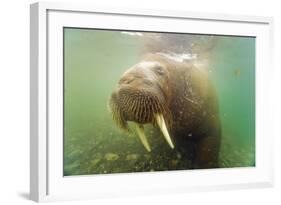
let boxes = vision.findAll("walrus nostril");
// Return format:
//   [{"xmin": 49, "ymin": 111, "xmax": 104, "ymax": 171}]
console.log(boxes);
[
  {"xmin": 119, "ymin": 76, "xmax": 135, "ymax": 84},
  {"xmin": 120, "ymin": 77, "xmax": 153, "ymax": 86},
  {"xmin": 124, "ymin": 78, "xmax": 134, "ymax": 84},
  {"xmin": 142, "ymin": 79, "xmax": 153, "ymax": 86}
]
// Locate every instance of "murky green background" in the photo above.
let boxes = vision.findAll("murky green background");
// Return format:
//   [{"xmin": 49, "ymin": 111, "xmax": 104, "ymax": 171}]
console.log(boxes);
[{"xmin": 63, "ymin": 28, "xmax": 255, "ymax": 176}]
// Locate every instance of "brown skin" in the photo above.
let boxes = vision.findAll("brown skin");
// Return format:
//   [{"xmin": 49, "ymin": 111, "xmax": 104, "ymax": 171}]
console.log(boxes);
[{"xmin": 109, "ymin": 54, "xmax": 221, "ymax": 169}]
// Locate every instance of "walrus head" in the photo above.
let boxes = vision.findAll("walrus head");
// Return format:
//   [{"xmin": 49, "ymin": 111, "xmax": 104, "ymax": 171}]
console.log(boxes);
[{"xmin": 109, "ymin": 58, "xmax": 174, "ymax": 152}]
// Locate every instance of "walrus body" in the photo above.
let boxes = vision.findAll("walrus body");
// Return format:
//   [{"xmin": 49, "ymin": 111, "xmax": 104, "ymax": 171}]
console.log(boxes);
[{"xmin": 109, "ymin": 53, "xmax": 221, "ymax": 168}]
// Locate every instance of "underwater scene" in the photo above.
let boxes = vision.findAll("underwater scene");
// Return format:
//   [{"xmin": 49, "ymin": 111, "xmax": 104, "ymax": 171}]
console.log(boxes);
[{"xmin": 63, "ymin": 28, "xmax": 255, "ymax": 176}]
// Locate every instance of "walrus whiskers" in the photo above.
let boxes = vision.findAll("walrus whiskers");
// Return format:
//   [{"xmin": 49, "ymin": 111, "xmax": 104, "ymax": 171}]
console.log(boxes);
[
  {"xmin": 135, "ymin": 98, "xmax": 141, "ymax": 121},
  {"xmin": 131, "ymin": 98, "xmax": 138, "ymax": 114},
  {"xmin": 109, "ymin": 89, "xmax": 175, "ymax": 151},
  {"xmin": 109, "ymin": 98, "xmax": 128, "ymax": 131}
]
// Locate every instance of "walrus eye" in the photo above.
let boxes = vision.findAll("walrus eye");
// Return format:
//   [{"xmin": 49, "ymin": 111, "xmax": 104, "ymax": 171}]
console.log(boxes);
[{"xmin": 154, "ymin": 66, "xmax": 165, "ymax": 76}]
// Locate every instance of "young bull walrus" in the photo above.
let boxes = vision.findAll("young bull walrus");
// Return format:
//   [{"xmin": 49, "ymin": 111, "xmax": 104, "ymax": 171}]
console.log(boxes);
[{"xmin": 109, "ymin": 53, "xmax": 221, "ymax": 169}]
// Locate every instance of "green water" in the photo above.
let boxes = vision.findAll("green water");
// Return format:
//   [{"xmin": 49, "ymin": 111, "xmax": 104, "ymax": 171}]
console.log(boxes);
[{"xmin": 63, "ymin": 28, "xmax": 255, "ymax": 176}]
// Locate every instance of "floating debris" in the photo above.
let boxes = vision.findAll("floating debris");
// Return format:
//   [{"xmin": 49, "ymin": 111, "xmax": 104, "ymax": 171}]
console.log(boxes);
[{"xmin": 234, "ymin": 68, "xmax": 241, "ymax": 77}]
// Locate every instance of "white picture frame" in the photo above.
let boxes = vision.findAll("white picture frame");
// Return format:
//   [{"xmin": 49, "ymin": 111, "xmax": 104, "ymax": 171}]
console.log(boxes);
[{"xmin": 30, "ymin": 1, "xmax": 274, "ymax": 202}]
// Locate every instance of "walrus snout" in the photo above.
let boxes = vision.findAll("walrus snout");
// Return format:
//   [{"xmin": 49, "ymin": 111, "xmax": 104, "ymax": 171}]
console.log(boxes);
[
  {"xmin": 108, "ymin": 60, "xmax": 175, "ymax": 152},
  {"xmin": 111, "ymin": 85, "xmax": 164, "ymax": 124},
  {"xmin": 109, "ymin": 86, "xmax": 174, "ymax": 152},
  {"xmin": 115, "ymin": 67, "xmax": 166, "ymax": 124}
]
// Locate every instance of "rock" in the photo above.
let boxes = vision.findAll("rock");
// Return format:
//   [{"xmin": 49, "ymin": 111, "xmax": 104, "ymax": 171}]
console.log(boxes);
[
  {"xmin": 126, "ymin": 154, "xmax": 138, "ymax": 160},
  {"xmin": 144, "ymin": 154, "xmax": 151, "ymax": 160},
  {"xmin": 169, "ymin": 159, "xmax": 178, "ymax": 168},
  {"xmin": 90, "ymin": 158, "xmax": 101, "ymax": 167},
  {"xmin": 104, "ymin": 153, "xmax": 119, "ymax": 161}
]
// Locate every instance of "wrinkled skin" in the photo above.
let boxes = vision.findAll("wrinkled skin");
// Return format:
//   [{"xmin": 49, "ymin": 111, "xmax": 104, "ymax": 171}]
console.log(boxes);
[{"xmin": 109, "ymin": 54, "xmax": 221, "ymax": 169}]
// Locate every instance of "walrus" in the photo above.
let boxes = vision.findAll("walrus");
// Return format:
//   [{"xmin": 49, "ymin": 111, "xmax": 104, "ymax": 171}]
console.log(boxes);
[{"xmin": 109, "ymin": 53, "xmax": 221, "ymax": 168}]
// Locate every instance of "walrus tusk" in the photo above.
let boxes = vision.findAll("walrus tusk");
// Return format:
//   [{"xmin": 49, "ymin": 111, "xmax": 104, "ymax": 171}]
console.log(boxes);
[
  {"xmin": 155, "ymin": 113, "xmax": 175, "ymax": 149},
  {"xmin": 135, "ymin": 124, "xmax": 151, "ymax": 152}
]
